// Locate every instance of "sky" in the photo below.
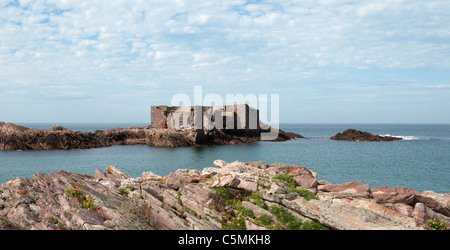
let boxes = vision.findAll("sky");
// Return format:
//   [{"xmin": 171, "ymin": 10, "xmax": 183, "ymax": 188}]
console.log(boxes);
[{"xmin": 0, "ymin": 0, "xmax": 449, "ymax": 124}]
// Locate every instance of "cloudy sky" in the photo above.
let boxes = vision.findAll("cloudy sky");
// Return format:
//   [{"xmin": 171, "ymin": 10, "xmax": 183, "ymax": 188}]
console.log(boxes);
[{"xmin": 0, "ymin": 0, "xmax": 449, "ymax": 123}]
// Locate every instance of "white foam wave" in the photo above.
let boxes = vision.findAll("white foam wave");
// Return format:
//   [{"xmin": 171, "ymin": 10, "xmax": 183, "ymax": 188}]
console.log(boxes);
[{"xmin": 380, "ymin": 134, "xmax": 420, "ymax": 140}]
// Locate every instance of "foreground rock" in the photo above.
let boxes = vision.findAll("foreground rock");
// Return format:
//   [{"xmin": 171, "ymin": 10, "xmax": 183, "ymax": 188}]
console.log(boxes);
[
  {"xmin": 1, "ymin": 160, "xmax": 448, "ymax": 230},
  {"xmin": 0, "ymin": 122, "xmax": 303, "ymax": 151},
  {"xmin": 330, "ymin": 129, "xmax": 402, "ymax": 141}
]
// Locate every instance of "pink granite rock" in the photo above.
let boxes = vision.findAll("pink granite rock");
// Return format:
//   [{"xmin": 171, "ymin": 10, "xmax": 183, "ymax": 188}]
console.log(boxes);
[
  {"xmin": 165, "ymin": 172, "xmax": 192, "ymax": 190},
  {"xmin": 371, "ymin": 186, "xmax": 415, "ymax": 204},
  {"xmin": 318, "ymin": 181, "xmax": 370, "ymax": 195},
  {"xmin": 414, "ymin": 192, "xmax": 450, "ymax": 217},
  {"xmin": 1, "ymin": 160, "xmax": 449, "ymax": 231}
]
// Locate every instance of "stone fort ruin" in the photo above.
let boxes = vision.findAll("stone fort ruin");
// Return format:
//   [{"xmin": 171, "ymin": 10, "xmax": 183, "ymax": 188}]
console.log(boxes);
[{"xmin": 151, "ymin": 104, "xmax": 260, "ymax": 134}]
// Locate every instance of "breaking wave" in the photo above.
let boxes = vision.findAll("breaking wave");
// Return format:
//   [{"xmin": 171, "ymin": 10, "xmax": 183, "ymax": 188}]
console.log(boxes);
[{"xmin": 380, "ymin": 134, "xmax": 421, "ymax": 140}]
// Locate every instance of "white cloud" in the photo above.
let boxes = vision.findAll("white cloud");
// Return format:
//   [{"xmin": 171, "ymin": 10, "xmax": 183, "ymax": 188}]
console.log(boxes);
[
  {"xmin": 424, "ymin": 83, "xmax": 450, "ymax": 89},
  {"xmin": 0, "ymin": 0, "xmax": 449, "ymax": 122}
]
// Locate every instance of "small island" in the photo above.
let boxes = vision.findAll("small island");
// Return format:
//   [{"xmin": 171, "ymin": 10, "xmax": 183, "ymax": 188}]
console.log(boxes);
[
  {"xmin": 330, "ymin": 129, "xmax": 402, "ymax": 142},
  {"xmin": 0, "ymin": 105, "xmax": 304, "ymax": 151}
]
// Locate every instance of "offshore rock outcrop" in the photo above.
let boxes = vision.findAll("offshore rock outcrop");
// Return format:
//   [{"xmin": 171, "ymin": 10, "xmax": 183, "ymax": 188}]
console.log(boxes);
[
  {"xmin": 330, "ymin": 129, "xmax": 402, "ymax": 142},
  {"xmin": 0, "ymin": 122, "xmax": 303, "ymax": 151},
  {"xmin": 0, "ymin": 122, "xmax": 107, "ymax": 151},
  {"xmin": 1, "ymin": 160, "xmax": 448, "ymax": 230}
]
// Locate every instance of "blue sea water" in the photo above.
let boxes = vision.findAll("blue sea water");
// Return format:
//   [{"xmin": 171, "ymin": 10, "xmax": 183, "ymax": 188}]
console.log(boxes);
[{"xmin": 0, "ymin": 123, "xmax": 449, "ymax": 193}]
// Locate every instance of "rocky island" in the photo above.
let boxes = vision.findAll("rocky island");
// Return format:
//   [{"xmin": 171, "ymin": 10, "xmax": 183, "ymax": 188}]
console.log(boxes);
[
  {"xmin": 1, "ymin": 160, "xmax": 448, "ymax": 230},
  {"xmin": 0, "ymin": 122, "xmax": 303, "ymax": 151},
  {"xmin": 330, "ymin": 129, "xmax": 402, "ymax": 141}
]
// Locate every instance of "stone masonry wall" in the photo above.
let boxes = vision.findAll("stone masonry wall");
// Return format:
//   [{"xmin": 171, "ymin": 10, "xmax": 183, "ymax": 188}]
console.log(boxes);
[{"xmin": 151, "ymin": 104, "xmax": 260, "ymax": 132}]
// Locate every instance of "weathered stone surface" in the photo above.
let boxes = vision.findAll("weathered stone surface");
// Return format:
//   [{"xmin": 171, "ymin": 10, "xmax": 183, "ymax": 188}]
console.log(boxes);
[
  {"xmin": 246, "ymin": 161, "xmax": 270, "ymax": 169},
  {"xmin": 211, "ymin": 175, "xmax": 258, "ymax": 193},
  {"xmin": 414, "ymin": 191, "xmax": 450, "ymax": 217},
  {"xmin": 0, "ymin": 171, "xmax": 154, "ymax": 230},
  {"xmin": 0, "ymin": 216, "xmax": 22, "ymax": 230},
  {"xmin": 383, "ymin": 203, "xmax": 414, "ymax": 217},
  {"xmin": 318, "ymin": 181, "xmax": 370, "ymax": 195},
  {"xmin": 165, "ymin": 172, "xmax": 192, "ymax": 190},
  {"xmin": 245, "ymin": 220, "xmax": 267, "ymax": 230},
  {"xmin": 145, "ymin": 202, "xmax": 189, "ymax": 230},
  {"xmin": 268, "ymin": 183, "xmax": 288, "ymax": 195},
  {"xmin": 293, "ymin": 172, "xmax": 318, "ymax": 190},
  {"xmin": 0, "ymin": 122, "xmax": 30, "ymax": 135},
  {"xmin": 236, "ymin": 176, "xmax": 259, "ymax": 192},
  {"xmin": 52, "ymin": 125, "xmax": 70, "ymax": 132},
  {"xmin": 95, "ymin": 169, "xmax": 108, "ymax": 180},
  {"xmin": 318, "ymin": 180, "xmax": 333, "ymax": 185},
  {"xmin": 175, "ymin": 169, "xmax": 201, "ymax": 177},
  {"xmin": 371, "ymin": 186, "xmax": 416, "ymax": 205},
  {"xmin": 241, "ymin": 201, "xmax": 270, "ymax": 218},
  {"xmin": 266, "ymin": 163, "xmax": 318, "ymax": 189},
  {"xmin": 413, "ymin": 203, "xmax": 450, "ymax": 225},
  {"xmin": 278, "ymin": 195, "xmax": 423, "ymax": 230},
  {"xmin": 213, "ymin": 160, "xmax": 227, "ymax": 168},
  {"xmin": 180, "ymin": 184, "xmax": 224, "ymax": 218},
  {"xmin": 420, "ymin": 191, "xmax": 450, "ymax": 211},
  {"xmin": 211, "ymin": 175, "xmax": 240, "ymax": 189},
  {"xmin": 105, "ymin": 166, "xmax": 132, "ymax": 180},
  {"xmin": 142, "ymin": 171, "xmax": 162, "ymax": 181}
]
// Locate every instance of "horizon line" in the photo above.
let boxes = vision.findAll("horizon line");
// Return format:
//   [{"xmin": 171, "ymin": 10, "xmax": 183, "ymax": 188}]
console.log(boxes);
[{"xmin": 8, "ymin": 121, "xmax": 450, "ymax": 125}]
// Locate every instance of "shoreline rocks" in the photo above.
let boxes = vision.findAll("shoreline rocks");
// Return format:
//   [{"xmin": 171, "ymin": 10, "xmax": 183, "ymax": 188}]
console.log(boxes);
[
  {"xmin": 1, "ymin": 160, "xmax": 448, "ymax": 230},
  {"xmin": 330, "ymin": 129, "xmax": 402, "ymax": 141}
]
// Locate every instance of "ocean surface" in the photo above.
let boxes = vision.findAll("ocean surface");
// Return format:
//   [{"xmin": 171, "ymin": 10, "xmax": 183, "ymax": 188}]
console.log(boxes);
[{"xmin": 0, "ymin": 123, "xmax": 449, "ymax": 193}]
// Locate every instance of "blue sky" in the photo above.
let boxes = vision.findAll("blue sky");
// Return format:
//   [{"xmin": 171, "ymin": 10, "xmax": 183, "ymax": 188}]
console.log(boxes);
[{"xmin": 0, "ymin": 0, "xmax": 449, "ymax": 123}]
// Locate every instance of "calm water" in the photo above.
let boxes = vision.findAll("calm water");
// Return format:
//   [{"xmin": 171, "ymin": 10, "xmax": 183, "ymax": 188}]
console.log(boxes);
[{"xmin": 0, "ymin": 123, "xmax": 449, "ymax": 193}]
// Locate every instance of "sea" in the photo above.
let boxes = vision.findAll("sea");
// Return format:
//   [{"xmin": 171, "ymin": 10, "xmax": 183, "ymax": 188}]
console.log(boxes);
[{"xmin": 0, "ymin": 123, "xmax": 449, "ymax": 193}]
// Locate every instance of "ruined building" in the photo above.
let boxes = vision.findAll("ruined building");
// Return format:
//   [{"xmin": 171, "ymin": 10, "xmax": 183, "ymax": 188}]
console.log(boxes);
[{"xmin": 150, "ymin": 104, "xmax": 260, "ymax": 134}]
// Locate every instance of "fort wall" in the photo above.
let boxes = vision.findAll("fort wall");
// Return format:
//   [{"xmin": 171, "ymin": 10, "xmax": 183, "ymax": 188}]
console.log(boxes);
[{"xmin": 151, "ymin": 104, "xmax": 260, "ymax": 132}]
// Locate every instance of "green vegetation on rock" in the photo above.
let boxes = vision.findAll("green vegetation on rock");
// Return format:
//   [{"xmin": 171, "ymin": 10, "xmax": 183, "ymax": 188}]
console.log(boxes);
[
  {"xmin": 426, "ymin": 219, "xmax": 449, "ymax": 230},
  {"xmin": 272, "ymin": 174, "xmax": 318, "ymax": 201},
  {"xmin": 272, "ymin": 174, "xmax": 296, "ymax": 188},
  {"xmin": 65, "ymin": 188, "xmax": 95, "ymax": 210}
]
